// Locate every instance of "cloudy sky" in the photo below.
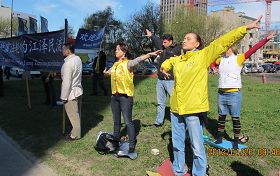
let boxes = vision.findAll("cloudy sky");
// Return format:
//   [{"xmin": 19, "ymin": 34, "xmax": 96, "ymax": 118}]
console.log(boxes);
[{"xmin": 2, "ymin": 0, "xmax": 280, "ymax": 33}]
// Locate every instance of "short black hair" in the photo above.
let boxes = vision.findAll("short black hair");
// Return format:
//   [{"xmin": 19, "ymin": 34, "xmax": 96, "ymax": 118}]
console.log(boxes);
[
  {"xmin": 63, "ymin": 43, "xmax": 75, "ymax": 53},
  {"xmin": 162, "ymin": 34, "xmax": 173, "ymax": 41}
]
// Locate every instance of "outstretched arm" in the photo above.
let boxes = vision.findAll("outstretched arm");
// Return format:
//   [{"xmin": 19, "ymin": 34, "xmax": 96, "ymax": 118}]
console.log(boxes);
[
  {"xmin": 245, "ymin": 31, "xmax": 276, "ymax": 59},
  {"xmin": 201, "ymin": 16, "xmax": 262, "ymax": 67},
  {"xmin": 127, "ymin": 50, "xmax": 162, "ymax": 69}
]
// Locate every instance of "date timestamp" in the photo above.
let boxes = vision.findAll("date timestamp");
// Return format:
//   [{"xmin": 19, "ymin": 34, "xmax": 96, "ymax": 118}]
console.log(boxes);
[{"xmin": 207, "ymin": 147, "xmax": 280, "ymax": 157}]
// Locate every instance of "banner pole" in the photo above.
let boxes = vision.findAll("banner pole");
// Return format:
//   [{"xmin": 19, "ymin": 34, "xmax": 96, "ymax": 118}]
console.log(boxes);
[
  {"xmin": 62, "ymin": 105, "xmax": 65, "ymax": 134},
  {"xmin": 25, "ymin": 74, "xmax": 31, "ymax": 109},
  {"xmin": 62, "ymin": 18, "xmax": 68, "ymax": 134}
]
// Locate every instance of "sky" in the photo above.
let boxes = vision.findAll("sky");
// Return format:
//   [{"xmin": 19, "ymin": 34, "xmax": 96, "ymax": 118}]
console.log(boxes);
[{"xmin": 2, "ymin": 0, "xmax": 280, "ymax": 34}]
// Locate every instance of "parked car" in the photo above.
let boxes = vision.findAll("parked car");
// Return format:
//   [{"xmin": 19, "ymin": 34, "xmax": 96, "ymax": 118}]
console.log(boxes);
[
  {"xmin": 82, "ymin": 62, "xmax": 93, "ymax": 75},
  {"xmin": 275, "ymin": 64, "xmax": 280, "ymax": 73},
  {"xmin": 244, "ymin": 63, "xmax": 263, "ymax": 73},
  {"xmin": 241, "ymin": 65, "xmax": 249, "ymax": 74},
  {"xmin": 142, "ymin": 64, "xmax": 157, "ymax": 75},
  {"xmin": 10, "ymin": 67, "xmax": 41, "ymax": 78},
  {"xmin": 261, "ymin": 63, "xmax": 276, "ymax": 73}
]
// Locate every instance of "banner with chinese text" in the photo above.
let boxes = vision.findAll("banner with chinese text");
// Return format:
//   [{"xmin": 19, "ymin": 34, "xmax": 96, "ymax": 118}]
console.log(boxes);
[
  {"xmin": 0, "ymin": 30, "xmax": 65, "ymax": 71},
  {"xmin": 74, "ymin": 28, "xmax": 105, "ymax": 49}
]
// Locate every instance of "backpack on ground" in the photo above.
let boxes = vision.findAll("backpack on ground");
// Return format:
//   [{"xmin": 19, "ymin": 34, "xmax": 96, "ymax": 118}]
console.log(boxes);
[{"xmin": 95, "ymin": 131, "xmax": 120, "ymax": 154}]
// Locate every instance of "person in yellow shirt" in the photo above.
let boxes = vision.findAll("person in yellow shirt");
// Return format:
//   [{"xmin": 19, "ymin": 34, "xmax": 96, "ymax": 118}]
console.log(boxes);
[
  {"xmin": 211, "ymin": 31, "xmax": 276, "ymax": 149},
  {"xmin": 104, "ymin": 42, "xmax": 161, "ymax": 155},
  {"xmin": 160, "ymin": 17, "xmax": 262, "ymax": 176}
]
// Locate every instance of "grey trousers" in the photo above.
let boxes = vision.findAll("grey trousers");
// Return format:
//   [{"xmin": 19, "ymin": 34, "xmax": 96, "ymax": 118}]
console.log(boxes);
[{"xmin": 64, "ymin": 97, "xmax": 81, "ymax": 139}]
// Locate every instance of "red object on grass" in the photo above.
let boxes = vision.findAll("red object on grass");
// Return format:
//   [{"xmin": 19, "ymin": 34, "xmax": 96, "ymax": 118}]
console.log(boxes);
[{"xmin": 156, "ymin": 159, "xmax": 191, "ymax": 176}]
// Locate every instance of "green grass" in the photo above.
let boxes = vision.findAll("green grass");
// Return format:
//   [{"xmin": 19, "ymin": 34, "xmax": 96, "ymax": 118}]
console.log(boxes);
[{"xmin": 0, "ymin": 75, "xmax": 279, "ymax": 176}]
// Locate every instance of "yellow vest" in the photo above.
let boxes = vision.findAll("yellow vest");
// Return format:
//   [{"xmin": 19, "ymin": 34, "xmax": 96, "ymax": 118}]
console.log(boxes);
[
  {"xmin": 161, "ymin": 26, "xmax": 247, "ymax": 115},
  {"xmin": 111, "ymin": 58, "xmax": 134, "ymax": 96}
]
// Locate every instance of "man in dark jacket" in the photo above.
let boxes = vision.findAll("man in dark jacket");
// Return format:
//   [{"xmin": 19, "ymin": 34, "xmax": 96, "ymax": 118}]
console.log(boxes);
[
  {"xmin": 91, "ymin": 51, "xmax": 108, "ymax": 96},
  {"xmin": 145, "ymin": 29, "xmax": 181, "ymax": 127}
]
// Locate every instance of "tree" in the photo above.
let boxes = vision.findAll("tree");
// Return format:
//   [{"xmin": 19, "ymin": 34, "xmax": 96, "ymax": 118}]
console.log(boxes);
[
  {"xmin": 82, "ymin": 7, "xmax": 124, "ymax": 54},
  {"xmin": 163, "ymin": 5, "xmax": 223, "ymax": 46},
  {"xmin": 124, "ymin": 2, "xmax": 162, "ymax": 56},
  {"xmin": 0, "ymin": 17, "xmax": 18, "ymax": 38},
  {"xmin": 0, "ymin": 18, "xmax": 18, "ymax": 97},
  {"xmin": 60, "ymin": 24, "xmax": 75, "ymax": 38},
  {"xmin": 67, "ymin": 25, "xmax": 75, "ymax": 38}
]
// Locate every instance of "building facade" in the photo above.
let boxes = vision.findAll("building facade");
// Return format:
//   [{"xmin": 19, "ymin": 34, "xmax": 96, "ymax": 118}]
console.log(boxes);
[
  {"xmin": 160, "ymin": 0, "xmax": 208, "ymax": 23},
  {"xmin": 210, "ymin": 7, "xmax": 263, "ymax": 64},
  {"xmin": 0, "ymin": 5, "xmax": 37, "ymax": 37}
]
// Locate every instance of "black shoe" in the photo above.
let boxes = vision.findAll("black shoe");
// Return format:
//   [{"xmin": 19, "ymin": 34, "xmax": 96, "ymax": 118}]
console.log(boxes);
[
  {"xmin": 232, "ymin": 141, "xmax": 238, "ymax": 149},
  {"xmin": 206, "ymin": 165, "xmax": 210, "ymax": 176}
]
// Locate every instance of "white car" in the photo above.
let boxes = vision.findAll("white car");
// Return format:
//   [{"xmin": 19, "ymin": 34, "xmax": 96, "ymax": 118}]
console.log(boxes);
[{"xmin": 10, "ymin": 67, "xmax": 41, "ymax": 78}]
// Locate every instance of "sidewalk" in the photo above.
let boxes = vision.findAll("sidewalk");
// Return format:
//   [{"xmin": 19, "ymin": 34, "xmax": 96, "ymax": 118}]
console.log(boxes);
[{"xmin": 0, "ymin": 129, "xmax": 56, "ymax": 176}]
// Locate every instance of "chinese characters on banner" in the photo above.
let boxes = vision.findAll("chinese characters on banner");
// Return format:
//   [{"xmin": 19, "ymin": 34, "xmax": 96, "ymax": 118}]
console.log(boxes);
[
  {"xmin": 0, "ymin": 30, "xmax": 65, "ymax": 71},
  {"xmin": 74, "ymin": 28, "xmax": 105, "ymax": 49}
]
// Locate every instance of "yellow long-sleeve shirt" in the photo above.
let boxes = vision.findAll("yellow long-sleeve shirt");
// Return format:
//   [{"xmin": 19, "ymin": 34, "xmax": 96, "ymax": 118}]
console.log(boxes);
[{"xmin": 161, "ymin": 26, "xmax": 247, "ymax": 115}]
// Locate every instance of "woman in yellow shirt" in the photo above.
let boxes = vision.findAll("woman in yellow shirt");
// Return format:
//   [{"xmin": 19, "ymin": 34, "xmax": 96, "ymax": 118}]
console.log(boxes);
[
  {"xmin": 104, "ymin": 42, "xmax": 160, "ymax": 156},
  {"xmin": 161, "ymin": 17, "xmax": 262, "ymax": 175}
]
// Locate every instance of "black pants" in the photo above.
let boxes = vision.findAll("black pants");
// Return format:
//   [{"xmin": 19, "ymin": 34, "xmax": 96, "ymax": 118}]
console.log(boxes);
[
  {"xmin": 92, "ymin": 73, "xmax": 107, "ymax": 95},
  {"xmin": 41, "ymin": 76, "xmax": 57, "ymax": 106},
  {"xmin": 111, "ymin": 94, "xmax": 136, "ymax": 148},
  {"xmin": 4, "ymin": 67, "xmax": 10, "ymax": 80}
]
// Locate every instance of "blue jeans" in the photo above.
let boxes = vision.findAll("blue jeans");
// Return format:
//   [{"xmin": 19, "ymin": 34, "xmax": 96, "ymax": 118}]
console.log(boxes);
[
  {"xmin": 171, "ymin": 113, "xmax": 207, "ymax": 176},
  {"xmin": 218, "ymin": 90, "xmax": 242, "ymax": 116},
  {"xmin": 154, "ymin": 79, "xmax": 174, "ymax": 125},
  {"xmin": 111, "ymin": 94, "xmax": 136, "ymax": 148}
]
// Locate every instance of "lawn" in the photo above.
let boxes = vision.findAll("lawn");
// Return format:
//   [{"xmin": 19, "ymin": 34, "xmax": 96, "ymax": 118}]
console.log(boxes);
[{"xmin": 0, "ymin": 75, "xmax": 279, "ymax": 176}]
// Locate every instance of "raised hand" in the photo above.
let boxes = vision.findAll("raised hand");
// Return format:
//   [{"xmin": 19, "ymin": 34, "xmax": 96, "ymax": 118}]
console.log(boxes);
[
  {"xmin": 246, "ymin": 16, "xmax": 262, "ymax": 30},
  {"xmin": 267, "ymin": 31, "xmax": 276, "ymax": 40},
  {"xmin": 145, "ymin": 29, "xmax": 152, "ymax": 38}
]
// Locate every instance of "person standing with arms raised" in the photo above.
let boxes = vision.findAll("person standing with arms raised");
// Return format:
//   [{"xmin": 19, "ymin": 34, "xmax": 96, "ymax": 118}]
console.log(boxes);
[
  {"xmin": 104, "ymin": 42, "xmax": 161, "ymax": 155},
  {"xmin": 161, "ymin": 17, "xmax": 263, "ymax": 176},
  {"xmin": 211, "ymin": 31, "xmax": 276, "ymax": 149}
]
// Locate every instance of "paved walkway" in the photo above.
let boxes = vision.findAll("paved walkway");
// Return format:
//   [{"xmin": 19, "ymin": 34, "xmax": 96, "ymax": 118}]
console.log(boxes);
[{"xmin": 0, "ymin": 129, "xmax": 56, "ymax": 176}]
